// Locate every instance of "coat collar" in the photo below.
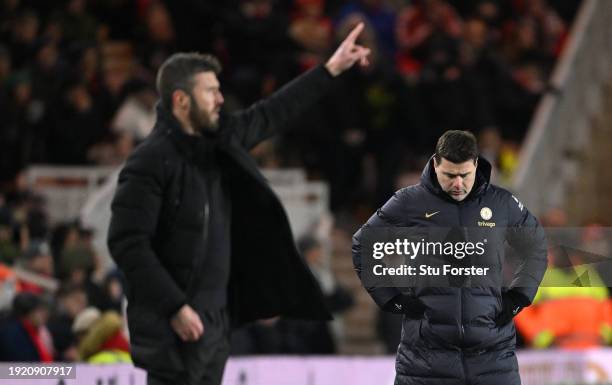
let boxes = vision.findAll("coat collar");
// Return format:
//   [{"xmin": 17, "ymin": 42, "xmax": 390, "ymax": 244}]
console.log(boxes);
[{"xmin": 420, "ymin": 155, "xmax": 492, "ymax": 203}]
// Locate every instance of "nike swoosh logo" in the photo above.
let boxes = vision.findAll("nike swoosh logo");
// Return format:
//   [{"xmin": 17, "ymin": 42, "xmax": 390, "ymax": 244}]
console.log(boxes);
[
  {"xmin": 512, "ymin": 306, "xmax": 521, "ymax": 315},
  {"xmin": 425, "ymin": 211, "xmax": 440, "ymax": 218}
]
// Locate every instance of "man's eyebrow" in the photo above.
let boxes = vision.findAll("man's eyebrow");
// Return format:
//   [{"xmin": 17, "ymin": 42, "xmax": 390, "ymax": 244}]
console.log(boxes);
[{"xmin": 443, "ymin": 172, "xmax": 471, "ymax": 178}]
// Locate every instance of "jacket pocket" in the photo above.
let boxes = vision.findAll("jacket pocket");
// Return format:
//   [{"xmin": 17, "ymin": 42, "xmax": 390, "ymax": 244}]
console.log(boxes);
[{"xmin": 127, "ymin": 306, "xmax": 184, "ymax": 372}]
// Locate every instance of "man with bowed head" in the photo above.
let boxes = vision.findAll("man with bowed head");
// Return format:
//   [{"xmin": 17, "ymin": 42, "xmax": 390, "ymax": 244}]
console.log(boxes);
[
  {"xmin": 108, "ymin": 23, "xmax": 370, "ymax": 385},
  {"xmin": 353, "ymin": 130, "xmax": 548, "ymax": 385}
]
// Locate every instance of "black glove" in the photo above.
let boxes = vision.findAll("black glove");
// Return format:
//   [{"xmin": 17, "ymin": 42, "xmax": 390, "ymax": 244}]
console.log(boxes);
[
  {"xmin": 496, "ymin": 290, "xmax": 530, "ymax": 327},
  {"xmin": 382, "ymin": 294, "xmax": 426, "ymax": 318}
]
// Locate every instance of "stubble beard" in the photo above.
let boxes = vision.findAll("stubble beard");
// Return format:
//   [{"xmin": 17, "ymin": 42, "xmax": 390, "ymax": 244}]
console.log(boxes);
[{"xmin": 188, "ymin": 94, "xmax": 219, "ymax": 134}]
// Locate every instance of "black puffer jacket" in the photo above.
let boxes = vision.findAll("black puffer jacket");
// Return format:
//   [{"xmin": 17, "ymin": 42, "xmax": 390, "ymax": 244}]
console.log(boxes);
[
  {"xmin": 352, "ymin": 157, "xmax": 547, "ymax": 385},
  {"xmin": 108, "ymin": 65, "xmax": 333, "ymax": 373}
]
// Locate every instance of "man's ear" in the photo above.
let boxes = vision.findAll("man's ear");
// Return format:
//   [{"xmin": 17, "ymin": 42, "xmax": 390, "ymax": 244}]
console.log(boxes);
[
  {"xmin": 172, "ymin": 89, "xmax": 189, "ymax": 110},
  {"xmin": 474, "ymin": 157, "xmax": 478, "ymax": 167}
]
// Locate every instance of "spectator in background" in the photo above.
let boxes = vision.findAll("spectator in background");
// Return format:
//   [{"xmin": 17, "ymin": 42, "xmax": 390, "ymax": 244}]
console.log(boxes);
[
  {"xmin": 100, "ymin": 270, "xmax": 125, "ymax": 313},
  {"xmin": 41, "ymin": 13, "xmax": 65, "ymax": 46},
  {"xmin": 15, "ymin": 242, "xmax": 54, "ymax": 294},
  {"xmin": 59, "ymin": 0, "xmax": 98, "ymax": 43},
  {"xmin": 499, "ymin": 0, "xmax": 566, "ymax": 131},
  {"xmin": 299, "ymin": 236, "xmax": 354, "ymax": 317},
  {"xmin": 57, "ymin": 225, "xmax": 112, "ymax": 311},
  {"xmin": 47, "ymin": 284, "xmax": 88, "ymax": 361},
  {"xmin": 457, "ymin": 17, "xmax": 501, "ymax": 131},
  {"xmin": 48, "ymin": 80, "xmax": 106, "ymax": 164},
  {"xmin": 68, "ymin": 43, "xmax": 100, "ymax": 94},
  {"xmin": 471, "ymin": 0, "xmax": 505, "ymax": 43},
  {"xmin": 222, "ymin": 0, "xmax": 297, "ymax": 103},
  {"xmin": 515, "ymin": 245, "xmax": 612, "ymax": 349},
  {"xmin": 0, "ymin": 292, "xmax": 53, "ymax": 362},
  {"xmin": 518, "ymin": 0, "xmax": 567, "ymax": 59},
  {"xmin": 72, "ymin": 307, "xmax": 131, "ymax": 363},
  {"xmin": 289, "ymin": 0, "xmax": 333, "ymax": 71},
  {"xmin": 59, "ymin": 225, "xmax": 95, "ymax": 280},
  {"xmin": 89, "ymin": 0, "xmax": 136, "ymax": 41},
  {"xmin": 395, "ymin": 0, "xmax": 462, "ymax": 76},
  {"xmin": 0, "ymin": 0, "xmax": 20, "ymax": 43},
  {"xmin": 478, "ymin": 126, "xmax": 502, "ymax": 175},
  {"xmin": 337, "ymin": 0, "xmax": 396, "ymax": 57},
  {"xmin": 111, "ymin": 78, "xmax": 157, "ymax": 142},
  {"xmin": 1, "ymin": 71, "xmax": 38, "ymax": 181},
  {"xmin": 0, "ymin": 197, "xmax": 18, "ymax": 265},
  {"xmin": 27, "ymin": 38, "xmax": 64, "ymax": 164},
  {"xmin": 495, "ymin": 57, "xmax": 546, "ymax": 141},
  {"xmin": 24, "ymin": 194, "xmax": 49, "ymax": 244},
  {"xmin": 0, "ymin": 45, "xmax": 11, "ymax": 87},
  {"xmin": 138, "ymin": 1, "xmax": 177, "ymax": 72},
  {"xmin": 4, "ymin": 173, "xmax": 34, "ymax": 249},
  {"xmin": 87, "ymin": 77, "xmax": 156, "ymax": 165},
  {"xmin": 7, "ymin": 9, "xmax": 39, "ymax": 68},
  {"xmin": 30, "ymin": 38, "xmax": 64, "ymax": 107}
]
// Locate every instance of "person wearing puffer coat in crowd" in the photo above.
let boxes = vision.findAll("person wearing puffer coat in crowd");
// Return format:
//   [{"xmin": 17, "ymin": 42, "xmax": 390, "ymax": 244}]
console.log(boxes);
[{"xmin": 72, "ymin": 307, "xmax": 131, "ymax": 364}]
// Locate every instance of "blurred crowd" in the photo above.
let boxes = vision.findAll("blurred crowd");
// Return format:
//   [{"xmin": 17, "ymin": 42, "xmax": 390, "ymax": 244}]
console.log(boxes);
[
  {"xmin": 0, "ymin": 0, "xmax": 579, "ymax": 209},
  {"xmin": 3, "ymin": 0, "xmax": 608, "ymax": 364}
]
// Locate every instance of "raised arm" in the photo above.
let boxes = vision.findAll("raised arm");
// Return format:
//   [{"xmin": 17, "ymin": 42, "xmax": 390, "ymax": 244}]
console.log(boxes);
[{"xmin": 230, "ymin": 22, "xmax": 371, "ymax": 150}]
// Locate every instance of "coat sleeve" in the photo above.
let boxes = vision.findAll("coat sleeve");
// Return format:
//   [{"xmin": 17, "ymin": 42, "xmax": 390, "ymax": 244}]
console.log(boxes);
[
  {"xmin": 107, "ymin": 150, "xmax": 186, "ymax": 317},
  {"xmin": 352, "ymin": 190, "xmax": 409, "ymax": 309},
  {"xmin": 505, "ymin": 194, "xmax": 548, "ymax": 304},
  {"xmin": 228, "ymin": 65, "xmax": 334, "ymax": 150}
]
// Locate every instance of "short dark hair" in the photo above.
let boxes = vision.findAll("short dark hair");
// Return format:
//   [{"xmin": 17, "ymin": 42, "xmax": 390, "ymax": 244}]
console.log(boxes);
[
  {"xmin": 156, "ymin": 52, "xmax": 221, "ymax": 110},
  {"xmin": 57, "ymin": 283, "xmax": 86, "ymax": 299},
  {"xmin": 12, "ymin": 292, "xmax": 47, "ymax": 317},
  {"xmin": 434, "ymin": 130, "xmax": 478, "ymax": 164}
]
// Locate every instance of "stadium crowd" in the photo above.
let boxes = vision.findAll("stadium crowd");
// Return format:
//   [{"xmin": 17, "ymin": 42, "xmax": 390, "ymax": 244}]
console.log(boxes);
[{"xmin": 1, "ymin": 0, "xmax": 606, "ymax": 365}]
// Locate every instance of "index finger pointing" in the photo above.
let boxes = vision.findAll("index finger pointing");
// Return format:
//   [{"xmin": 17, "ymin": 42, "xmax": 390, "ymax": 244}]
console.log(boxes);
[{"xmin": 344, "ymin": 22, "xmax": 364, "ymax": 45}]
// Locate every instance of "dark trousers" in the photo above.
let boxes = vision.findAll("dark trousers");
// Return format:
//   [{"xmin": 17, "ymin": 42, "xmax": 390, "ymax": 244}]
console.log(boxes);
[{"xmin": 147, "ymin": 309, "xmax": 230, "ymax": 385}]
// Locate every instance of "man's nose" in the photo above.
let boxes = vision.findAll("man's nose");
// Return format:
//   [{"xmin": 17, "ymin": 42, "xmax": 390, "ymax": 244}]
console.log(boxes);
[
  {"xmin": 216, "ymin": 92, "xmax": 224, "ymax": 105},
  {"xmin": 452, "ymin": 177, "xmax": 463, "ymax": 188}
]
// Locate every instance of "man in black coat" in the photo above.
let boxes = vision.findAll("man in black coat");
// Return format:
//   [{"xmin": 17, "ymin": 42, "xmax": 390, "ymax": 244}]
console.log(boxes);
[
  {"xmin": 108, "ymin": 23, "xmax": 370, "ymax": 385},
  {"xmin": 352, "ymin": 130, "xmax": 548, "ymax": 385}
]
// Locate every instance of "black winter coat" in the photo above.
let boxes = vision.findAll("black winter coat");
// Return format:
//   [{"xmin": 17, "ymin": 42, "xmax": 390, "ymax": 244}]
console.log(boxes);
[
  {"xmin": 352, "ymin": 157, "xmax": 547, "ymax": 385},
  {"xmin": 108, "ymin": 65, "xmax": 333, "ymax": 373}
]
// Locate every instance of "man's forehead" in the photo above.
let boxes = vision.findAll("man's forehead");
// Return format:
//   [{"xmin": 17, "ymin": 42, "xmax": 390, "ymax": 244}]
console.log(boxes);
[
  {"xmin": 193, "ymin": 71, "xmax": 219, "ymax": 87},
  {"xmin": 436, "ymin": 158, "xmax": 476, "ymax": 173}
]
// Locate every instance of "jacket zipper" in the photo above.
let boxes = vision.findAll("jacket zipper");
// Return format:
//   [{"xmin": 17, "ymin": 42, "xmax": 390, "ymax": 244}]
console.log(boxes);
[
  {"xmin": 186, "ymin": 163, "xmax": 211, "ymax": 298},
  {"xmin": 187, "ymin": 189, "xmax": 210, "ymax": 298},
  {"xmin": 457, "ymin": 204, "xmax": 468, "ymax": 383},
  {"xmin": 456, "ymin": 204, "xmax": 465, "ymax": 341}
]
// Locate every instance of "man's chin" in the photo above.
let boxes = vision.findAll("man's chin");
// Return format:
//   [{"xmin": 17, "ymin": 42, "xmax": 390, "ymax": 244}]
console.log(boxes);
[
  {"xmin": 448, "ymin": 192, "xmax": 466, "ymax": 201},
  {"xmin": 196, "ymin": 119, "xmax": 220, "ymax": 134},
  {"xmin": 207, "ymin": 120, "xmax": 220, "ymax": 132},
  {"xmin": 207, "ymin": 114, "xmax": 220, "ymax": 130}
]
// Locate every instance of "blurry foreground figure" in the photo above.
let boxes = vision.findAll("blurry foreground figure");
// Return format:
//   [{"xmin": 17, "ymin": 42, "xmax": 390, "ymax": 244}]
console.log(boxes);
[{"xmin": 108, "ymin": 23, "xmax": 371, "ymax": 385}]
